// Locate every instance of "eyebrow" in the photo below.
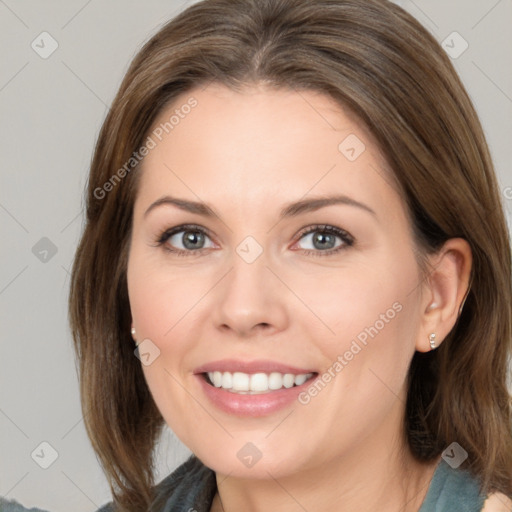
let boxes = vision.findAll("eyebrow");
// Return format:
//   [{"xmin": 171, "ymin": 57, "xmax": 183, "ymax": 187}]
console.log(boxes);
[{"xmin": 143, "ymin": 194, "xmax": 376, "ymax": 220}]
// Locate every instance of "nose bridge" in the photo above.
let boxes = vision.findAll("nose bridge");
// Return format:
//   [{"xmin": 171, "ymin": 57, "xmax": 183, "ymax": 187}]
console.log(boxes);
[{"xmin": 212, "ymin": 239, "xmax": 288, "ymax": 335}]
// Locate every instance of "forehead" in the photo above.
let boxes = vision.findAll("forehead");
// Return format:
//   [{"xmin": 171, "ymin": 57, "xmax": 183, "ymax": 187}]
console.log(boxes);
[{"xmin": 135, "ymin": 83, "xmax": 404, "ymax": 221}]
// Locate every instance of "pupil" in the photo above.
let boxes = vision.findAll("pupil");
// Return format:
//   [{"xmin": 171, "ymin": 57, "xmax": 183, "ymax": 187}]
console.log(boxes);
[
  {"xmin": 313, "ymin": 232, "xmax": 334, "ymax": 250},
  {"xmin": 183, "ymin": 231, "xmax": 204, "ymax": 249}
]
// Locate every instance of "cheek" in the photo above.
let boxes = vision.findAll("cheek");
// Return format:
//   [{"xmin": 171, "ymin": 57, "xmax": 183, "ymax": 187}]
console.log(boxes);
[
  {"xmin": 127, "ymin": 250, "xmax": 205, "ymax": 341},
  {"xmin": 301, "ymin": 255, "xmax": 419, "ymax": 349},
  {"xmin": 295, "ymin": 271, "xmax": 420, "ymax": 450},
  {"xmin": 127, "ymin": 252, "xmax": 200, "ymax": 443},
  {"xmin": 300, "ymin": 250, "xmax": 422, "ymax": 412}
]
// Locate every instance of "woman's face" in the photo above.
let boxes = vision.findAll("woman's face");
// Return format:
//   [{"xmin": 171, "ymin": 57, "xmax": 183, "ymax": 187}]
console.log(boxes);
[{"xmin": 127, "ymin": 83, "xmax": 428, "ymax": 478}]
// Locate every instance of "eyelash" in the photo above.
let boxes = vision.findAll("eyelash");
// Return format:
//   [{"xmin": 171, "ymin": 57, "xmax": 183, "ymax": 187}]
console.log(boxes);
[{"xmin": 155, "ymin": 223, "xmax": 354, "ymax": 258}]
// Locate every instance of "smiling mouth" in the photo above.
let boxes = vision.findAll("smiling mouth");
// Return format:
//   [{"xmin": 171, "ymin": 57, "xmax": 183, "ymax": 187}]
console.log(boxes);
[{"xmin": 203, "ymin": 371, "xmax": 318, "ymax": 394}]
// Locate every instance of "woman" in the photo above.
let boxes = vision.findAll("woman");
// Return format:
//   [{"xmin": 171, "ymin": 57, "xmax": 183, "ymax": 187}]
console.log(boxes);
[{"xmin": 66, "ymin": 0, "xmax": 512, "ymax": 510}]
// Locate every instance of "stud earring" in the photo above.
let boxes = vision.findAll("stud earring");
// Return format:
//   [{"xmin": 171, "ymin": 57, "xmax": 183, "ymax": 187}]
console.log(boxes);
[
  {"xmin": 429, "ymin": 333, "xmax": 436, "ymax": 350},
  {"xmin": 131, "ymin": 326, "xmax": 136, "ymax": 341}
]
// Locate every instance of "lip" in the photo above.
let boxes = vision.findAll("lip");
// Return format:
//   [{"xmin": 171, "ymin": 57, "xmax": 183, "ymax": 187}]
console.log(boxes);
[
  {"xmin": 193, "ymin": 359, "xmax": 318, "ymax": 417},
  {"xmin": 193, "ymin": 359, "xmax": 316, "ymax": 375}
]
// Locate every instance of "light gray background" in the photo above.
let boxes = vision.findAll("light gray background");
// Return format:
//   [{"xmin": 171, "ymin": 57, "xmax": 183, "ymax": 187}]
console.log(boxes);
[{"xmin": 1, "ymin": 1, "xmax": 511, "ymax": 511}]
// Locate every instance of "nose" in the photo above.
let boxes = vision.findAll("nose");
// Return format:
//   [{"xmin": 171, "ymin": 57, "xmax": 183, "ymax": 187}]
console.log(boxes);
[{"xmin": 212, "ymin": 250, "xmax": 289, "ymax": 338}]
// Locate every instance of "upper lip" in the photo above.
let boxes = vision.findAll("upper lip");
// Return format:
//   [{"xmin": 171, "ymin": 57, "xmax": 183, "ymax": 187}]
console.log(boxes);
[{"xmin": 194, "ymin": 359, "xmax": 317, "ymax": 375}]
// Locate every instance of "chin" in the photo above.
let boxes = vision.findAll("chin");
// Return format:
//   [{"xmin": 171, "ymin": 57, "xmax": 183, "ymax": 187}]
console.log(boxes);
[{"xmin": 191, "ymin": 437, "xmax": 313, "ymax": 480}]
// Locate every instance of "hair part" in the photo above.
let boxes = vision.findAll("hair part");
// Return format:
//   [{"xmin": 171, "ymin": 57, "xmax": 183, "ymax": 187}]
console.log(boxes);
[{"xmin": 69, "ymin": 0, "xmax": 512, "ymax": 509}]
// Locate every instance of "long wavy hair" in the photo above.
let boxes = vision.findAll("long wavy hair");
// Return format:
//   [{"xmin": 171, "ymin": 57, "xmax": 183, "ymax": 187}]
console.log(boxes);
[{"xmin": 69, "ymin": 0, "xmax": 512, "ymax": 509}]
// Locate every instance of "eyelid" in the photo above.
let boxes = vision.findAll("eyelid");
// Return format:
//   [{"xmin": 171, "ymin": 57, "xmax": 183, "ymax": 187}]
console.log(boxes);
[
  {"xmin": 155, "ymin": 223, "xmax": 355, "ymax": 257},
  {"xmin": 156, "ymin": 223, "xmax": 214, "ymax": 245},
  {"xmin": 294, "ymin": 224, "xmax": 354, "ymax": 244},
  {"xmin": 154, "ymin": 224, "xmax": 217, "ymax": 257},
  {"xmin": 290, "ymin": 224, "xmax": 354, "ymax": 256}
]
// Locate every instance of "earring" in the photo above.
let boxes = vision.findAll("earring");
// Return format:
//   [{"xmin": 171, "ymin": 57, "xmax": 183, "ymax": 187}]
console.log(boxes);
[
  {"xmin": 131, "ymin": 326, "xmax": 136, "ymax": 341},
  {"xmin": 429, "ymin": 333, "xmax": 436, "ymax": 350}
]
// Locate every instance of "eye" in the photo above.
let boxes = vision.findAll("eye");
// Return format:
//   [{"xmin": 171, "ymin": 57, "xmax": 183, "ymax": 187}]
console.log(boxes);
[
  {"xmin": 156, "ymin": 224, "xmax": 215, "ymax": 255},
  {"xmin": 293, "ymin": 224, "xmax": 354, "ymax": 256},
  {"xmin": 155, "ymin": 223, "xmax": 354, "ymax": 257}
]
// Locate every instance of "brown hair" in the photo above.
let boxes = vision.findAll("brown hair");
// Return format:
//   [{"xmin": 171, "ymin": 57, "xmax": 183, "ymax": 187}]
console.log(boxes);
[{"xmin": 69, "ymin": 0, "xmax": 512, "ymax": 509}]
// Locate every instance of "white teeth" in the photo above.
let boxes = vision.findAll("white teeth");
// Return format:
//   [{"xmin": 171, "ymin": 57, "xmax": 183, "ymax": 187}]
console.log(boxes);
[
  {"xmin": 232, "ymin": 372, "xmax": 249, "ymax": 391},
  {"xmin": 250, "ymin": 373, "xmax": 268, "ymax": 391},
  {"xmin": 268, "ymin": 372, "xmax": 283, "ymax": 390},
  {"xmin": 221, "ymin": 371, "xmax": 233, "ymax": 389},
  {"xmin": 212, "ymin": 371, "xmax": 222, "ymax": 387},
  {"xmin": 206, "ymin": 371, "xmax": 314, "ymax": 393},
  {"xmin": 283, "ymin": 374, "xmax": 295, "ymax": 388},
  {"xmin": 294, "ymin": 374, "xmax": 308, "ymax": 386}
]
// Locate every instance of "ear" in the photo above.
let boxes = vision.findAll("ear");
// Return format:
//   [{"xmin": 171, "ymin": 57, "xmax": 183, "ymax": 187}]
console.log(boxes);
[{"xmin": 415, "ymin": 238, "xmax": 472, "ymax": 353}]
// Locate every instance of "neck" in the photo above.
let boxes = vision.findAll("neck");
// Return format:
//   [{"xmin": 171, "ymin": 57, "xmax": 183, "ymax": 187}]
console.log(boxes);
[
  {"xmin": 213, "ymin": 451, "xmax": 438, "ymax": 512},
  {"xmin": 211, "ymin": 407, "xmax": 440, "ymax": 512}
]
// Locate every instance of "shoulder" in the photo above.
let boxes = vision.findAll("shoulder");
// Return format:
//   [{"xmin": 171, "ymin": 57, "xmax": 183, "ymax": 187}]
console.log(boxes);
[
  {"xmin": 93, "ymin": 455, "xmax": 217, "ymax": 512},
  {"xmin": 420, "ymin": 460, "xmax": 488, "ymax": 512},
  {"xmin": 94, "ymin": 503, "xmax": 114, "ymax": 512},
  {"xmin": 151, "ymin": 454, "xmax": 217, "ymax": 510},
  {"xmin": 0, "ymin": 497, "xmax": 49, "ymax": 511},
  {"xmin": 481, "ymin": 493, "xmax": 512, "ymax": 512}
]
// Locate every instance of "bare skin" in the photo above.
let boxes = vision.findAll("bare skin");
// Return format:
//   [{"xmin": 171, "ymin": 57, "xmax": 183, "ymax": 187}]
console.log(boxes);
[
  {"xmin": 127, "ymin": 83, "xmax": 474, "ymax": 511},
  {"xmin": 482, "ymin": 494, "xmax": 512, "ymax": 511}
]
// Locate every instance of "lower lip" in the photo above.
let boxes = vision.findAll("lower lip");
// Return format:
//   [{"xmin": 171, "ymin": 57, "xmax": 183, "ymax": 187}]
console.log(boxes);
[{"xmin": 196, "ymin": 374, "xmax": 317, "ymax": 417}]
